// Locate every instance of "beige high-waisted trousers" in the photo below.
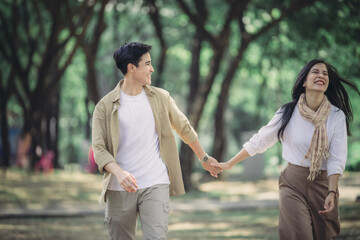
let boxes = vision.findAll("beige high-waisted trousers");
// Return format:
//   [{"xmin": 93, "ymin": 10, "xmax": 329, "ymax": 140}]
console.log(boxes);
[{"xmin": 278, "ymin": 163, "xmax": 340, "ymax": 240}]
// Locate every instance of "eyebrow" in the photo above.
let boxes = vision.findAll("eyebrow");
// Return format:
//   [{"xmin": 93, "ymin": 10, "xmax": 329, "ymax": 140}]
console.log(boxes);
[{"xmin": 311, "ymin": 68, "xmax": 328, "ymax": 73}]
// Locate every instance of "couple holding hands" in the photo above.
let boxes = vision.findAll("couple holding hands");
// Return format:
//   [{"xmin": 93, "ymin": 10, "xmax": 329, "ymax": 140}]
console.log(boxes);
[{"xmin": 92, "ymin": 42, "xmax": 359, "ymax": 240}]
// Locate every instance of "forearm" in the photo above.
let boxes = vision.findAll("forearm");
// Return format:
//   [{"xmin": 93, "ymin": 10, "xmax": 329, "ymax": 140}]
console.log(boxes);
[
  {"xmin": 188, "ymin": 139, "xmax": 207, "ymax": 160},
  {"xmin": 228, "ymin": 148, "xmax": 250, "ymax": 168},
  {"xmin": 319, "ymin": 173, "xmax": 340, "ymax": 214},
  {"xmin": 328, "ymin": 174, "xmax": 340, "ymax": 192},
  {"xmin": 104, "ymin": 162, "xmax": 124, "ymax": 176}
]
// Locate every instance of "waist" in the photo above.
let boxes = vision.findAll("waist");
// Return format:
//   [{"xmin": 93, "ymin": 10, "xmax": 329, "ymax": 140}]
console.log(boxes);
[{"xmin": 287, "ymin": 162, "xmax": 328, "ymax": 179}]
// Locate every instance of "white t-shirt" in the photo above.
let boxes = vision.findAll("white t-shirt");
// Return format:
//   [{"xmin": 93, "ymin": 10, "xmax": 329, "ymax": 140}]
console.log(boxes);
[
  {"xmin": 107, "ymin": 89, "xmax": 170, "ymax": 191},
  {"xmin": 243, "ymin": 105, "xmax": 347, "ymax": 176}
]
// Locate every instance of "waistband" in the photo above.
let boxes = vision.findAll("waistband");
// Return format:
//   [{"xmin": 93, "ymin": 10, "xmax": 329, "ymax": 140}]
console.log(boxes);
[{"xmin": 287, "ymin": 162, "xmax": 328, "ymax": 179}]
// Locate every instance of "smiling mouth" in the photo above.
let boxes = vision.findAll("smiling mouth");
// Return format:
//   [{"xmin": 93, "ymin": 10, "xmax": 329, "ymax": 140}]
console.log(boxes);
[{"xmin": 314, "ymin": 80, "xmax": 325, "ymax": 85}]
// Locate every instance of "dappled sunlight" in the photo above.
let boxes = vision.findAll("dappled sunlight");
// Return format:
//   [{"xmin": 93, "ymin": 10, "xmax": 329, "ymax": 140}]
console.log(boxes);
[
  {"xmin": 0, "ymin": 223, "xmax": 29, "ymax": 231},
  {"xmin": 0, "ymin": 168, "xmax": 102, "ymax": 208},
  {"xmin": 170, "ymin": 222, "xmax": 231, "ymax": 231},
  {"xmin": 198, "ymin": 179, "xmax": 279, "ymax": 203}
]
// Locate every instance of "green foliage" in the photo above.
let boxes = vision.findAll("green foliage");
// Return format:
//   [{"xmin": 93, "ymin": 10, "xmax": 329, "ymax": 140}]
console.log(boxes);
[
  {"xmin": 3, "ymin": 0, "xmax": 359, "ymax": 170},
  {"xmin": 59, "ymin": 52, "xmax": 89, "ymax": 166}
]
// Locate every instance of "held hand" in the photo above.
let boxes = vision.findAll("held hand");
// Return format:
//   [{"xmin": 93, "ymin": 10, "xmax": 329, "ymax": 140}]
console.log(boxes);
[
  {"xmin": 211, "ymin": 161, "xmax": 232, "ymax": 170},
  {"xmin": 116, "ymin": 170, "xmax": 138, "ymax": 193},
  {"xmin": 201, "ymin": 157, "xmax": 223, "ymax": 178},
  {"xmin": 318, "ymin": 192, "xmax": 335, "ymax": 215}
]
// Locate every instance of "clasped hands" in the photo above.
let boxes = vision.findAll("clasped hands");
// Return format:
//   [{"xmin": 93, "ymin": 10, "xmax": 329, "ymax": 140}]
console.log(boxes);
[{"xmin": 201, "ymin": 156, "xmax": 232, "ymax": 178}]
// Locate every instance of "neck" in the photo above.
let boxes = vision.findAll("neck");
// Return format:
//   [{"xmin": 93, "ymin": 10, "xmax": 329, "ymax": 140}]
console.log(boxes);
[
  {"xmin": 304, "ymin": 91, "xmax": 325, "ymax": 111},
  {"xmin": 121, "ymin": 76, "xmax": 143, "ymax": 96}
]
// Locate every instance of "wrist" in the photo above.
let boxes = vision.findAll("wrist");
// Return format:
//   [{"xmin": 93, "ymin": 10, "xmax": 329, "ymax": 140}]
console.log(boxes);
[
  {"xmin": 327, "ymin": 190, "xmax": 337, "ymax": 198},
  {"xmin": 198, "ymin": 154, "xmax": 209, "ymax": 163},
  {"xmin": 113, "ymin": 167, "xmax": 125, "ymax": 177}
]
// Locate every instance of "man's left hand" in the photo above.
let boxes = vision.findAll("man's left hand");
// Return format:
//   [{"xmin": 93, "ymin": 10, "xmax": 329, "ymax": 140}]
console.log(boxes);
[{"xmin": 201, "ymin": 157, "xmax": 223, "ymax": 178}]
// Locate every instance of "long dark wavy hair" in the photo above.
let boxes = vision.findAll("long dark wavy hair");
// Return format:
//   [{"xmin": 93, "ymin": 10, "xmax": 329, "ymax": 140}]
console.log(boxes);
[{"xmin": 277, "ymin": 59, "xmax": 360, "ymax": 141}]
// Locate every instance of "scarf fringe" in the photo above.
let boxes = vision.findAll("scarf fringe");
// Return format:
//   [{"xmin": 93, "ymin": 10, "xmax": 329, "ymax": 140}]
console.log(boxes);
[{"xmin": 307, "ymin": 148, "xmax": 330, "ymax": 181}]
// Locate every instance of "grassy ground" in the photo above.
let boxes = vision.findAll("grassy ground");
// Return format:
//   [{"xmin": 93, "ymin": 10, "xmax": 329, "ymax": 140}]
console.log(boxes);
[{"xmin": 0, "ymin": 168, "xmax": 359, "ymax": 240}]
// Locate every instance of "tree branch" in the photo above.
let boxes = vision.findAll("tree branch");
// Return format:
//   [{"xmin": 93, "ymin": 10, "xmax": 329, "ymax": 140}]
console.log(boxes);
[
  {"xmin": 176, "ymin": 0, "xmax": 217, "ymax": 45},
  {"xmin": 250, "ymin": 0, "xmax": 316, "ymax": 42}
]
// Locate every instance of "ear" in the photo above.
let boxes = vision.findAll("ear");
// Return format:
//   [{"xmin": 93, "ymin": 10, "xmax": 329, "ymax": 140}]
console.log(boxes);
[{"xmin": 127, "ymin": 63, "xmax": 136, "ymax": 73}]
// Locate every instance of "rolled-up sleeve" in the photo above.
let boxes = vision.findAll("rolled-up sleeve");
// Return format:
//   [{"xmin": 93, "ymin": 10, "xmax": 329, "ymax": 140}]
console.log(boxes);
[
  {"xmin": 327, "ymin": 111, "xmax": 347, "ymax": 176},
  {"xmin": 243, "ymin": 111, "xmax": 282, "ymax": 156},
  {"xmin": 92, "ymin": 102, "xmax": 116, "ymax": 174},
  {"xmin": 167, "ymin": 94, "xmax": 198, "ymax": 144}
]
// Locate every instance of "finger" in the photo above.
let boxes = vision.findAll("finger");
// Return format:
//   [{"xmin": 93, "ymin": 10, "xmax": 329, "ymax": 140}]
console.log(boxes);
[
  {"xmin": 318, "ymin": 209, "xmax": 330, "ymax": 214},
  {"xmin": 327, "ymin": 203, "xmax": 334, "ymax": 212},
  {"xmin": 210, "ymin": 172, "xmax": 218, "ymax": 178},
  {"xmin": 210, "ymin": 165, "xmax": 223, "ymax": 172},
  {"xmin": 208, "ymin": 166, "xmax": 221, "ymax": 173},
  {"xmin": 125, "ymin": 185, "xmax": 137, "ymax": 193},
  {"xmin": 128, "ymin": 175, "xmax": 138, "ymax": 189},
  {"xmin": 215, "ymin": 169, "xmax": 222, "ymax": 175},
  {"xmin": 130, "ymin": 174, "xmax": 137, "ymax": 183}
]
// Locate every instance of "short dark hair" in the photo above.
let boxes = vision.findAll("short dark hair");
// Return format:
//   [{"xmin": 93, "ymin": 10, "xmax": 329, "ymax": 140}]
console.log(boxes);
[{"xmin": 113, "ymin": 42, "xmax": 152, "ymax": 75}]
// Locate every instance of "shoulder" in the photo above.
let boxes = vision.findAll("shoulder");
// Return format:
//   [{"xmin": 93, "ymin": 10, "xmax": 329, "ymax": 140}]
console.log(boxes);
[
  {"xmin": 147, "ymin": 85, "xmax": 170, "ymax": 97},
  {"xmin": 94, "ymin": 86, "xmax": 119, "ymax": 112},
  {"xmin": 330, "ymin": 105, "xmax": 346, "ymax": 122},
  {"xmin": 146, "ymin": 85, "xmax": 172, "ymax": 103}
]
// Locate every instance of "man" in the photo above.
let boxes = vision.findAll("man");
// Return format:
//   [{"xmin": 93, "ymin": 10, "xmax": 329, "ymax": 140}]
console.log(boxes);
[{"xmin": 92, "ymin": 42, "xmax": 221, "ymax": 239}]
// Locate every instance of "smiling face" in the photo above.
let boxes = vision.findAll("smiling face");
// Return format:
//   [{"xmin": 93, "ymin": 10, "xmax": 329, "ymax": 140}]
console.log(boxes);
[
  {"xmin": 132, "ymin": 52, "xmax": 154, "ymax": 86},
  {"xmin": 302, "ymin": 63, "xmax": 329, "ymax": 94}
]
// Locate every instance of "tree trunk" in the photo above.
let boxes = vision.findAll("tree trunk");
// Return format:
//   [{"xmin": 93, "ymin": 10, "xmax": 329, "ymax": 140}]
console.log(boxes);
[
  {"xmin": 45, "ymin": 87, "xmax": 60, "ymax": 168},
  {"xmin": 180, "ymin": 48, "xmax": 224, "ymax": 190},
  {"xmin": 0, "ymin": 100, "xmax": 11, "ymax": 169},
  {"xmin": 212, "ymin": 45, "xmax": 247, "ymax": 163},
  {"xmin": 29, "ymin": 110, "xmax": 43, "ymax": 170},
  {"xmin": 179, "ymin": 33, "xmax": 203, "ymax": 190},
  {"xmin": 146, "ymin": 0, "xmax": 167, "ymax": 88},
  {"xmin": 179, "ymin": 143, "xmax": 196, "ymax": 191}
]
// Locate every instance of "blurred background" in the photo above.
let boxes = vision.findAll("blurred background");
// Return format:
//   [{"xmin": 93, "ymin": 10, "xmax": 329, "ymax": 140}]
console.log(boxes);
[{"xmin": 0, "ymin": 0, "xmax": 359, "ymax": 239}]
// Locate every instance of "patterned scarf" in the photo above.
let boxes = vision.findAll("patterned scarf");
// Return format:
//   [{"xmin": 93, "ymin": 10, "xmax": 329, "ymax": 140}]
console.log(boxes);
[{"xmin": 297, "ymin": 93, "xmax": 331, "ymax": 181}]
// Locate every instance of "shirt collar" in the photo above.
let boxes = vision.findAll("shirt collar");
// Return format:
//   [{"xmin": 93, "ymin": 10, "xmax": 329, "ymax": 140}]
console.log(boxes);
[{"xmin": 111, "ymin": 80, "xmax": 155, "ymax": 103}]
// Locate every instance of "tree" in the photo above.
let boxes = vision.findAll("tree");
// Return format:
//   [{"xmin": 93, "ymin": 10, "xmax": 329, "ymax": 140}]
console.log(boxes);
[
  {"xmin": 175, "ymin": 0, "xmax": 315, "ymax": 190},
  {"xmin": 212, "ymin": 0, "xmax": 316, "ymax": 165},
  {"xmin": 145, "ymin": 0, "xmax": 168, "ymax": 88},
  {"xmin": 79, "ymin": 0, "xmax": 110, "ymax": 139},
  {"xmin": 0, "ymin": 0, "xmax": 96, "ymax": 169}
]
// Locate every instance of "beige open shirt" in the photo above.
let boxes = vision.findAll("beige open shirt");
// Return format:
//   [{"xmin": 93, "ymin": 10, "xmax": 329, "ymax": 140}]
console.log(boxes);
[{"xmin": 92, "ymin": 81, "xmax": 198, "ymax": 205}]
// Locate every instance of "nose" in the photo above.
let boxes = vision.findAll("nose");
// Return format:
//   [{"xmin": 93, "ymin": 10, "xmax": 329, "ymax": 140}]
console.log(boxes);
[{"xmin": 150, "ymin": 65, "xmax": 154, "ymax": 73}]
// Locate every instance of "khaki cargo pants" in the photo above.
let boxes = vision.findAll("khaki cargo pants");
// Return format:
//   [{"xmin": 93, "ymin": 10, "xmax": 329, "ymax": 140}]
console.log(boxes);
[{"xmin": 104, "ymin": 184, "xmax": 170, "ymax": 240}]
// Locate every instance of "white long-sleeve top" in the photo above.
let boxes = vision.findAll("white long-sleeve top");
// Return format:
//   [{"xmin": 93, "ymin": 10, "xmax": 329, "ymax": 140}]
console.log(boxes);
[{"xmin": 243, "ymin": 105, "xmax": 347, "ymax": 177}]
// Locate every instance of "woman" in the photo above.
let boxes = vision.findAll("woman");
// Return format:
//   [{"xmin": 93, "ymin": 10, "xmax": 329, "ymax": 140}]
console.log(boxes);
[{"xmin": 213, "ymin": 59, "xmax": 359, "ymax": 239}]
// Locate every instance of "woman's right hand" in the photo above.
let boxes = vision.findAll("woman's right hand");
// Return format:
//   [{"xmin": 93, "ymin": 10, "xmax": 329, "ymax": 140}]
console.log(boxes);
[{"xmin": 211, "ymin": 161, "xmax": 232, "ymax": 170}]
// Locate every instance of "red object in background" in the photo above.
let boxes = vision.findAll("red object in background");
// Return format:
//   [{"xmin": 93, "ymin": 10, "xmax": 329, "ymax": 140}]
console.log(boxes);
[
  {"xmin": 35, "ymin": 151, "xmax": 54, "ymax": 173},
  {"xmin": 87, "ymin": 147, "xmax": 97, "ymax": 173}
]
